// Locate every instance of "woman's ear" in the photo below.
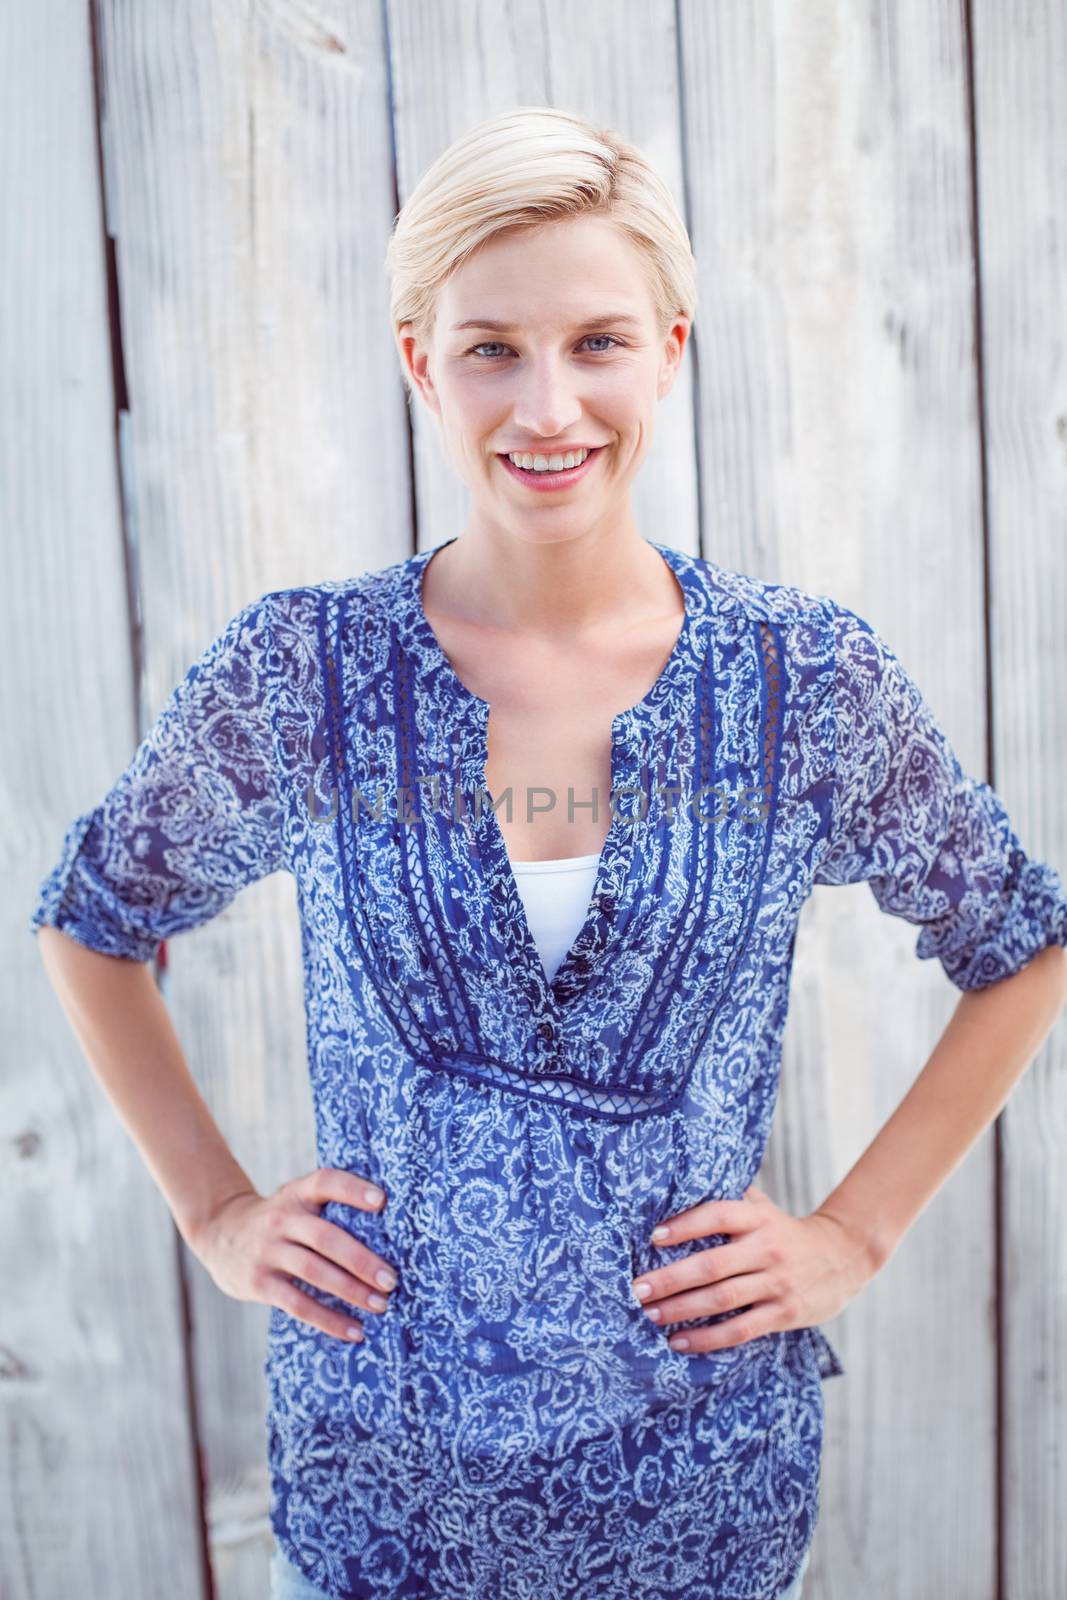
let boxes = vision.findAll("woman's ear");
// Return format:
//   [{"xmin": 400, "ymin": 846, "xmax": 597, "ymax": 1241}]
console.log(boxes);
[
  {"xmin": 397, "ymin": 322, "xmax": 440, "ymax": 417},
  {"xmin": 657, "ymin": 314, "xmax": 691, "ymax": 399}
]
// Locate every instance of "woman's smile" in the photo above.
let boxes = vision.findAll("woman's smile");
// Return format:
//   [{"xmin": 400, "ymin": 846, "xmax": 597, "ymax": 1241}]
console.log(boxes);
[{"xmin": 496, "ymin": 443, "xmax": 606, "ymax": 492}]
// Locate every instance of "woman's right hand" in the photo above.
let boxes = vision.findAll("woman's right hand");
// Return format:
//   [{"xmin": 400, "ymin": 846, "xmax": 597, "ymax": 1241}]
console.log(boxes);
[{"xmin": 188, "ymin": 1168, "xmax": 399, "ymax": 1342}]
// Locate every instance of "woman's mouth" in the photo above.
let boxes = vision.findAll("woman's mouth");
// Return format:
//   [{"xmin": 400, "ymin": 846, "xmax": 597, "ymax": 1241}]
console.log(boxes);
[{"xmin": 497, "ymin": 446, "xmax": 605, "ymax": 491}]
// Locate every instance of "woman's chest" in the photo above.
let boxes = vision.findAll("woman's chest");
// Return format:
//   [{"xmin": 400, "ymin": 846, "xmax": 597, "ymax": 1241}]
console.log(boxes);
[
  {"xmin": 285, "ymin": 581, "xmax": 824, "ymax": 1106},
  {"xmin": 424, "ymin": 601, "xmax": 688, "ymax": 863}
]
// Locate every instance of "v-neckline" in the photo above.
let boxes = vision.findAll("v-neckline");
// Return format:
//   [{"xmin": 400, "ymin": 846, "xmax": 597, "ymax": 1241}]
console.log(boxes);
[{"xmin": 404, "ymin": 537, "xmax": 703, "ymax": 1028}]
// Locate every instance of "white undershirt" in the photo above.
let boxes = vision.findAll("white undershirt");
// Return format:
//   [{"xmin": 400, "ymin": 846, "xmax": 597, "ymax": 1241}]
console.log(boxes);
[{"xmin": 509, "ymin": 852, "xmax": 601, "ymax": 982}]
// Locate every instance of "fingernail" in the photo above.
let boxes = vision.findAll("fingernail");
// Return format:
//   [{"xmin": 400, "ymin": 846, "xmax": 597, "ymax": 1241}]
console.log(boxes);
[
  {"xmin": 346, "ymin": 1325, "xmax": 363, "ymax": 1340},
  {"xmin": 633, "ymin": 1281, "xmax": 652, "ymax": 1300},
  {"xmin": 376, "ymin": 1268, "xmax": 398, "ymax": 1290},
  {"xmin": 646, "ymin": 1307, "xmax": 661, "ymax": 1321},
  {"xmin": 368, "ymin": 1292, "xmax": 388, "ymax": 1311},
  {"xmin": 670, "ymin": 1336, "xmax": 690, "ymax": 1350},
  {"xmin": 363, "ymin": 1185, "xmax": 384, "ymax": 1205},
  {"xmin": 651, "ymin": 1225, "xmax": 670, "ymax": 1241}
]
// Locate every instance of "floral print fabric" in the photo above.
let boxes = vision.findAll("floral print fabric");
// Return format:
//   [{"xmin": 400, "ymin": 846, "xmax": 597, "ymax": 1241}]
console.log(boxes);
[{"xmin": 29, "ymin": 539, "xmax": 1067, "ymax": 1599}]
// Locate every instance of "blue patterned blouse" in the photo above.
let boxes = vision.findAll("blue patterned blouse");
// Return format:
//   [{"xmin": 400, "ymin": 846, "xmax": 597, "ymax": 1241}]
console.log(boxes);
[{"xmin": 29, "ymin": 538, "xmax": 1067, "ymax": 1600}]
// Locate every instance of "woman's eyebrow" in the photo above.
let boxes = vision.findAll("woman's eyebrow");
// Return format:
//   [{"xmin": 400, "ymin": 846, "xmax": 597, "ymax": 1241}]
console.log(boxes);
[{"xmin": 450, "ymin": 313, "xmax": 645, "ymax": 332}]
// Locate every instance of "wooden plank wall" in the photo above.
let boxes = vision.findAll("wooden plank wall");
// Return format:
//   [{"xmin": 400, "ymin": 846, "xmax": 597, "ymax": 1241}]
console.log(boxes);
[{"xmin": 8, "ymin": 2, "xmax": 1065, "ymax": 1596}]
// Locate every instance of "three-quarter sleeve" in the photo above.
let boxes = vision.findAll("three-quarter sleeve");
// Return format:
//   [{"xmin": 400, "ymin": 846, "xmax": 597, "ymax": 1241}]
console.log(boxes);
[
  {"xmin": 813, "ymin": 599, "xmax": 1067, "ymax": 990},
  {"xmin": 28, "ymin": 593, "xmax": 288, "ymax": 962}
]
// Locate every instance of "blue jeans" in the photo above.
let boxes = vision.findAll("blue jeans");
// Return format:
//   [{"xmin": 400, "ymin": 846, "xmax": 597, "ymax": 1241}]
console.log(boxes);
[
  {"xmin": 270, "ymin": 1547, "xmax": 334, "ymax": 1599},
  {"xmin": 778, "ymin": 1546, "xmax": 812, "ymax": 1598},
  {"xmin": 269, "ymin": 1543, "xmax": 812, "ymax": 1599}
]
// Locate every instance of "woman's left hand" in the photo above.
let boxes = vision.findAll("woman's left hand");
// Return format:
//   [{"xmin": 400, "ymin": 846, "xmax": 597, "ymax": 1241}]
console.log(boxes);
[{"xmin": 630, "ymin": 1184, "xmax": 878, "ymax": 1353}]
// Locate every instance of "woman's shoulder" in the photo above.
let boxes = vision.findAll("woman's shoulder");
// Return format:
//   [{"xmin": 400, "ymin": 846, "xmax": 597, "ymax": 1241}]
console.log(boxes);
[
  {"xmin": 692, "ymin": 550, "xmax": 837, "ymax": 631},
  {"xmin": 257, "ymin": 552, "xmax": 417, "ymax": 621},
  {"xmin": 251, "ymin": 561, "xmax": 405, "ymax": 641}
]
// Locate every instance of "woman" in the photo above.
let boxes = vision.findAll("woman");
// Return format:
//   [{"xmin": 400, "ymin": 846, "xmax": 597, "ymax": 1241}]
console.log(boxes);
[{"xmin": 31, "ymin": 107, "xmax": 1067, "ymax": 1600}]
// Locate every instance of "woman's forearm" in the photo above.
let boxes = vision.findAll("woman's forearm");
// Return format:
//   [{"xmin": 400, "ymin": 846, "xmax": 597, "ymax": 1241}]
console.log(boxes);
[
  {"xmin": 34, "ymin": 926, "xmax": 257, "ymax": 1249},
  {"xmin": 815, "ymin": 942, "xmax": 1067, "ymax": 1272}
]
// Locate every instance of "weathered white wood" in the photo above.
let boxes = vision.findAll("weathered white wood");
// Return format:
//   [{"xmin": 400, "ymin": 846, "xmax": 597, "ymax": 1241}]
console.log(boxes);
[
  {"xmin": 86, "ymin": 1, "xmax": 413, "ymax": 1595},
  {"xmin": 678, "ymin": 1, "xmax": 997, "ymax": 1593},
  {"xmin": 3, "ymin": 3, "xmax": 205, "ymax": 1597},
  {"xmin": 11, "ymin": 1, "xmax": 1067, "ymax": 1596},
  {"xmin": 972, "ymin": 5, "xmax": 1067, "ymax": 1596}
]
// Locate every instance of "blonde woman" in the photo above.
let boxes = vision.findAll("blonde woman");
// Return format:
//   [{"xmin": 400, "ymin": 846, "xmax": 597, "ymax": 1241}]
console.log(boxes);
[{"xmin": 32, "ymin": 107, "xmax": 1067, "ymax": 1600}]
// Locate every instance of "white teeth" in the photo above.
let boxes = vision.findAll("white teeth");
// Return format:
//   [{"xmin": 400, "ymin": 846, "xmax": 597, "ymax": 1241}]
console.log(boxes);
[{"xmin": 507, "ymin": 448, "xmax": 590, "ymax": 472}]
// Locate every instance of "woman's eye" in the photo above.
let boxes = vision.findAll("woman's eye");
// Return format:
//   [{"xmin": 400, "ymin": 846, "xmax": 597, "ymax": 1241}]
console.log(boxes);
[{"xmin": 467, "ymin": 335, "xmax": 622, "ymax": 360}]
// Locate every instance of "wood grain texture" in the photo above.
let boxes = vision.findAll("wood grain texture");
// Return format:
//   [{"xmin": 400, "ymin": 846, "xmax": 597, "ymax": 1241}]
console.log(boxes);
[
  {"xmin": 677, "ymin": 1, "xmax": 995, "ymax": 1593},
  {"xmin": 4, "ymin": 3, "xmax": 206, "ymax": 1597},
  {"xmin": 972, "ymin": 4, "xmax": 1067, "ymax": 1597},
  {"xmin": 85, "ymin": 1, "xmax": 408, "ymax": 1594},
  {"xmin": 9, "ymin": 1, "xmax": 1066, "ymax": 1596}
]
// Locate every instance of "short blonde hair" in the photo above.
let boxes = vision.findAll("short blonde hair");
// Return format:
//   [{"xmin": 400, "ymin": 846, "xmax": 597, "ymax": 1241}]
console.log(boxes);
[{"xmin": 384, "ymin": 105, "xmax": 698, "ymax": 401}]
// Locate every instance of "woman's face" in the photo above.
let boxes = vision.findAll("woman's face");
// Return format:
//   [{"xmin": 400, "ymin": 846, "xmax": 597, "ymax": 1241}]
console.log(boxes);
[{"xmin": 398, "ymin": 215, "xmax": 690, "ymax": 547}]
